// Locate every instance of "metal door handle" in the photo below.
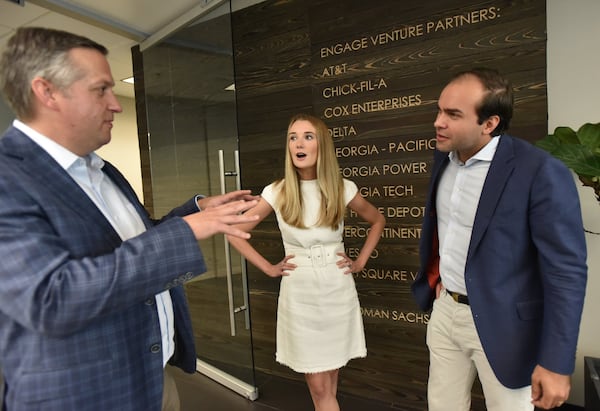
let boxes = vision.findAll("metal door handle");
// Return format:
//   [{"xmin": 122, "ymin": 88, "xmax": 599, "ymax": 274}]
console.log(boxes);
[
  {"xmin": 235, "ymin": 150, "xmax": 251, "ymax": 331},
  {"xmin": 218, "ymin": 150, "xmax": 250, "ymax": 336}
]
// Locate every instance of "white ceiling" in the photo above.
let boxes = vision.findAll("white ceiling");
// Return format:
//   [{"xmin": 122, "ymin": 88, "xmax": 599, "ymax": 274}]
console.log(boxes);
[{"xmin": 0, "ymin": 0, "xmax": 238, "ymax": 98}]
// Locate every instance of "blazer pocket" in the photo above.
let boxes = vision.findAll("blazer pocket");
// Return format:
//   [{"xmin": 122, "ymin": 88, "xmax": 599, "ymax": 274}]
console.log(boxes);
[
  {"xmin": 18, "ymin": 358, "xmax": 113, "ymax": 403},
  {"xmin": 516, "ymin": 299, "xmax": 543, "ymax": 321}
]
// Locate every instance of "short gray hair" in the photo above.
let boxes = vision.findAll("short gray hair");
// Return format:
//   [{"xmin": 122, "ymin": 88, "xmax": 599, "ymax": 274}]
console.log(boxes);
[{"xmin": 0, "ymin": 27, "xmax": 108, "ymax": 120}]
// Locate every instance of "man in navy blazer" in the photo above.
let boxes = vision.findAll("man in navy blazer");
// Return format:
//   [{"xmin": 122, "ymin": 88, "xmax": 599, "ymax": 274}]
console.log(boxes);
[
  {"xmin": 0, "ymin": 27, "xmax": 258, "ymax": 410},
  {"xmin": 411, "ymin": 68, "xmax": 587, "ymax": 410}
]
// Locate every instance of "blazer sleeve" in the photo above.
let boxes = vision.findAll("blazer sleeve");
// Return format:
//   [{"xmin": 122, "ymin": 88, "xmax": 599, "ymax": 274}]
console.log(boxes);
[
  {"xmin": 0, "ymin": 166, "xmax": 207, "ymax": 338},
  {"xmin": 529, "ymin": 155, "xmax": 587, "ymax": 374}
]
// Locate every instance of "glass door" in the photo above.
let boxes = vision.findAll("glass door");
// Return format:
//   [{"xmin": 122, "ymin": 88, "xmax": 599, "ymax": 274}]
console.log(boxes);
[{"xmin": 139, "ymin": 1, "xmax": 257, "ymax": 400}]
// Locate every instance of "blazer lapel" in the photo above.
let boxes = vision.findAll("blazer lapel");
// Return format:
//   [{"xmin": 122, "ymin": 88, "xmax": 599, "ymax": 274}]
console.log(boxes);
[
  {"xmin": 468, "ymin": 135, "xmax": 516, "ymax": 258},
  {"xmin": 102, "ymin": 162, "xmax": 152, "ymax": 229},
  {"xmin": 425, "ymin": 151, "xmax": 450, "ymax": 290},
  {"xmin": 2, "ymin": 128, "xmax": 122, "ymax": 243}
]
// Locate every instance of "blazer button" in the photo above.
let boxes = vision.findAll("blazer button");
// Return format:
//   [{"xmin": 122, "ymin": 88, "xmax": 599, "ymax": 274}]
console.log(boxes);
[
  {"xmin": 145, "ymin": 299, "xmax": 155, "ymax": 306},
  {"xmin": 150, "ymin": 344, "xmax": 161, "ymax": 353}
]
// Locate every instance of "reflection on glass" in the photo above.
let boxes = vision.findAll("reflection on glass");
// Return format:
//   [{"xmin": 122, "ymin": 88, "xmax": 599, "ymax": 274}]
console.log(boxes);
[{"xmin": 141, "ymin": 0, "xmax": 256, "ymax": 392}]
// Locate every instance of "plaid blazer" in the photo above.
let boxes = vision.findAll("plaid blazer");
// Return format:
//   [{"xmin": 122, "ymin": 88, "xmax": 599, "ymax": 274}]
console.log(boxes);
[{"xmin": 0, "ymin": 127, "xmax": 205, "ymax": 410}]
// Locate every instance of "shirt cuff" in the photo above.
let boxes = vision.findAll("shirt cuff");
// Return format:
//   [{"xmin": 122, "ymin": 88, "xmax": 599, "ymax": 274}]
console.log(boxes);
[{"xmin": 194, "ymin": 194, "xmax": 205, "ymax": 211}]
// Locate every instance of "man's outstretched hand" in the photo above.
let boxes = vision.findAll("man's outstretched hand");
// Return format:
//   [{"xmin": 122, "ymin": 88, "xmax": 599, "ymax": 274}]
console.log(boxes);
[
  {"xmin": 184, "ymin": 196, "xmax": 259, "ymax": 240},
  {"xmin": 197, "ymin": 190, "xmax": 259, "ymax": 209}
]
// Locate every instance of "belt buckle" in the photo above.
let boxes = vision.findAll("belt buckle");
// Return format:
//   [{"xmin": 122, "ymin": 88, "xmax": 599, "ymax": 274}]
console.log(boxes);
[
  {"xmin": 310, "ymin": 244, "xmax": 326, "ymax": 267},
  {"xmin": 448, "ymin": 290, "xmax": 468, "ymax": 305}
]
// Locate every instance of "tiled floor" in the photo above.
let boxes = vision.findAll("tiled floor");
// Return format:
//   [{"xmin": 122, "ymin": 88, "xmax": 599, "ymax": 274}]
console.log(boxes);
[{"xmin": 171, "ymin": 367, "xmax": 405, "ymax": 411}]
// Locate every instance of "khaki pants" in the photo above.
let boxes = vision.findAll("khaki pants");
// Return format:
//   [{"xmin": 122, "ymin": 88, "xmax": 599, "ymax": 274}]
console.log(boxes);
[
  {"xmin": 162, "ymin": 366, "xmax": 181, "ymax": 411},
  {"xmin": 426, "ymin": 289, "xmax": 533, "ymax": 411}
]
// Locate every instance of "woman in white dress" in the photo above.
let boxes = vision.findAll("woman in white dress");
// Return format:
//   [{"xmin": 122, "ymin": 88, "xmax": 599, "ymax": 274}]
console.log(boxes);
[{"xmin": 227, "ymin": 113, "xmax": 385, "ymax": 411}]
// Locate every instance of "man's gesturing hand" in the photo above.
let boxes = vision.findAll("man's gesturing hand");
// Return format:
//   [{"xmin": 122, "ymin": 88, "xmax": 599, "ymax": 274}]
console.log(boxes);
[
  {"xmin": 183, "ymin": 199, "xmax": 259, "ymax": 240},
  {"xmin": 197, "ymin": 190, "xmax": 260, "ymax": 209}
]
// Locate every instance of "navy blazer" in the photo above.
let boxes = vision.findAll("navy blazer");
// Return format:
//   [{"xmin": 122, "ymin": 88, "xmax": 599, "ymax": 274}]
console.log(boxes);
[
  {"xmin": 412, "ymin": 134, "xmax": 587, "ymax": 388},
  {"xmin": 0, "ymin": 127, "xmax": 206, "ymax": 410}
]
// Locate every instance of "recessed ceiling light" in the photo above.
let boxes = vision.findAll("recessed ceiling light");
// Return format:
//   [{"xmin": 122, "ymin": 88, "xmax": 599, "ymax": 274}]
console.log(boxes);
[{"xmin": 121, "ymin": 76, "xmax": 135, "ymax": 84}]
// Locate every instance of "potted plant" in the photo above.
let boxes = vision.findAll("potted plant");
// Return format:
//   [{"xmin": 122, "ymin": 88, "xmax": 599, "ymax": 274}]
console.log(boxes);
[{"xmin": 535, "ymin": 122, "xmax": 600, "ymax": 234}]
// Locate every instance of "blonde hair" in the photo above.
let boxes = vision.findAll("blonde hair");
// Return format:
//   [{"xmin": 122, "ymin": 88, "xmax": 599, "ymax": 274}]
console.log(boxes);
[{"xmin": 275, "ymin": 113, "xmax": 345, "ymax": 229}]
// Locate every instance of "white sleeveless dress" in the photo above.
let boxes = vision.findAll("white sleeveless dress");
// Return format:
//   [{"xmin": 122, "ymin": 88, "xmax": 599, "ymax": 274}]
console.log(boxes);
[{"xmin": 261, "ymin": 178, "xmax": 366, "ymax": 373}]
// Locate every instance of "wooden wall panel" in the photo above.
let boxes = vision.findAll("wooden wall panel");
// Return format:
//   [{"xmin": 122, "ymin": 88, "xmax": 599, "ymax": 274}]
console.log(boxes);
[{"xmin": 232, "ymin": 1, "xmax": 546, "ymax": 408}]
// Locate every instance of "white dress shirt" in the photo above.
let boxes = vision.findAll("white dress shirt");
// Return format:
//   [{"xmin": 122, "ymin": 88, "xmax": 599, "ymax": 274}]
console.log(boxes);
[
  {"xmin": 13, "ymin": 119, "xmax": 175, "ymax": 366},
  {"xmin": 436, "ymin": 136, "xmax": 500, "ymax": 295}
]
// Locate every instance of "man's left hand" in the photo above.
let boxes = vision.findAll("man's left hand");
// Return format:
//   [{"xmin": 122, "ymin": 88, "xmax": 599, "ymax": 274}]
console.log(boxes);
[
  {"xmin": 531, "ymin": 364, "xmax": 570, "ymax": 409},
  {"xmin": 198, "ymin": 190, "xmax": 259, "ymax": 209}
]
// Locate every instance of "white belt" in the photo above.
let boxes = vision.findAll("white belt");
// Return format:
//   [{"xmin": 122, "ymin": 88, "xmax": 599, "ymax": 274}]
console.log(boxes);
[{"xmin": 285, "ymin": 243, "xmax": 344, "ymax": 267}]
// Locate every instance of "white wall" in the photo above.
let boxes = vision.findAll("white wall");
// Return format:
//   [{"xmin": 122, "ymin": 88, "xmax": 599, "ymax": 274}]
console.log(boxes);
[
  {"xmin": 97, "ymin": 95, "xmax": 144, "ymax": 203},
  {"xmin": 547, "ymin": 0, "xmax": 600, "ymax": 406}
]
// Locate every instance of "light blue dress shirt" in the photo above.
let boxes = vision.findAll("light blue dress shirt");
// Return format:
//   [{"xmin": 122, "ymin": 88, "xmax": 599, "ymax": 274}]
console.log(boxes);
[{"xmin": 436, "ymin": 136, "xmax": 500, "ymax": 295}]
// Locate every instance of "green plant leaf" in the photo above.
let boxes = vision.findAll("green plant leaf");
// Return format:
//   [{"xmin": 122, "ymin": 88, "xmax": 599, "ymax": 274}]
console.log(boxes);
[
  {"xmin": 577, "ymin": 123, "xmax": 600, "ymax": 152},
  {"xmin": 535, "ymin": 123, "xmax": 600, "ymax": 205},
  {"xmin": 535, "ymin": 134, "xmax": 561, "ymax": 154},
  {"xmin": 551, "ymin": 145, "xmax": 600, "ymax": 176},
  {"xmin": 553, "ymin": 126, "xmax": 579, "ymax": 144}
]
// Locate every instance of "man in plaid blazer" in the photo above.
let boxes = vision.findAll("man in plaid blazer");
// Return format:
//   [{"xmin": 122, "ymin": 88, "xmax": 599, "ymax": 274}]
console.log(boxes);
[{"xmin": 0, "ymin": 27, "xmax": 258, "ymax": 410}]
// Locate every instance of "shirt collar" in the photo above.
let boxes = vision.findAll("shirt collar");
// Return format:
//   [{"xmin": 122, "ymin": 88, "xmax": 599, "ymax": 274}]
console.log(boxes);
[
  {"xmin": 448, "ymin": 135, "xmax": 501, "ymax": 166},
  {"xmin": 13, "ymin": 119, "xmax": 104, "ymax": 171}
]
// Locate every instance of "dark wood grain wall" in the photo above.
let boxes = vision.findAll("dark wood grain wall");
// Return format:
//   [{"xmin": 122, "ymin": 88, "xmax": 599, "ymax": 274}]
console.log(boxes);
[{"xmin": 232, "ymin": 0, "xmax": 546, "ymax": 408}]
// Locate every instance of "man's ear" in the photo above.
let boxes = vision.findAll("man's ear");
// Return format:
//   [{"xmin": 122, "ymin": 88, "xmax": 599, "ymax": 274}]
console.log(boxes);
[
  {"xmin": 482, "ymin": 114, "xmax": 500, "ymax": 135},
  {"xmin": 31, "ymin": 77, "xmax": 59, "ymax": 110}
]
